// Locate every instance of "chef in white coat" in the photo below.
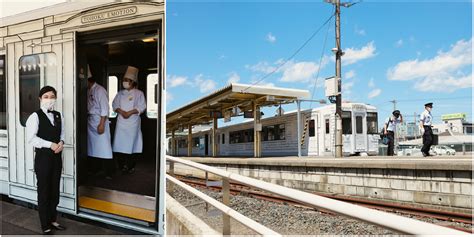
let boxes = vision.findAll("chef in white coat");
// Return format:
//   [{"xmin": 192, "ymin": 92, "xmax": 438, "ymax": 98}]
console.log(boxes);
[
  {"xmin": 112, "ymin": 66, "xmax": 146, "ymax": 174},
  {"xmin": 86, "ymin": 65, "xmax": 114, "ymax": 179}
]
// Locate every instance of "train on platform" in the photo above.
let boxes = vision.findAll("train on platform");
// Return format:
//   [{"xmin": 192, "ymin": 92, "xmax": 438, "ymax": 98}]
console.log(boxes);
[
  {"xmin": 0, "ymin": 1, "xmax": 165, "ymax": 234},
  {"xmin": 169, "ymin": 103, "xmax": 379, "ymax": 157}
]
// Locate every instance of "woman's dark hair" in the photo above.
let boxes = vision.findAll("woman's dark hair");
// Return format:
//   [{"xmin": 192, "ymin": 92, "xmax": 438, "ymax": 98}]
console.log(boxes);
[{"xmin": 39, "ymin": 86, "xmax": 57, "ymax": 97}]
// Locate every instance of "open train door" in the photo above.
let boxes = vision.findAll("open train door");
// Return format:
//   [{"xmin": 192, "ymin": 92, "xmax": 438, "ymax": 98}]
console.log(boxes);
[{"xmin": 6, "ymin": 32, "xmax": 77, "ymax": 212}]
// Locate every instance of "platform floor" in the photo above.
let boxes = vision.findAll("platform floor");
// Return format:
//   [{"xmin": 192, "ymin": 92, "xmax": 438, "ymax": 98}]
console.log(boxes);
[
  {"xmin": 1, "ymin": 200, "xmax": 128, "ymax": 235},
  {"xmin": 177, "ymin": 155, "xmax": 472, "ymax": 171}
]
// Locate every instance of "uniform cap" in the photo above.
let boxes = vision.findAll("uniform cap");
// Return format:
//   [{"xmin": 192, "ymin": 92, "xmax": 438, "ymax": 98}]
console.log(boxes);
[{"xmin": 424, "ymin": 102, "xmax": 433, "ymax": 108}]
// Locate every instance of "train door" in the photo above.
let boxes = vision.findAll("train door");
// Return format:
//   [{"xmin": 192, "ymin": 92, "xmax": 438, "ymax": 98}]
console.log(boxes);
[
  {"xmin": 323, "ymin": 115, "xmax": 332, "ymax": 154},
  {"xmin": 0, "ymin": 54, "xmax": 8, "ymax": 194},
  {"xmin": 75, "ymin": 22, "xmax": 161, "ymax": 227},
  {"xmin": 342, "ymin": 111, "xmax": 353, "ymax": 154},
  {"xmin": 353, "ymin": 112, "xmax": 367, "ymax": 152},
  {"xmin": 205, "ymin": 134, "xmax": 209, "ymax": 156},
  {"xmin": 307, "ymin": 113, "xmax": 318, "ymax": 156},
  {"xmin": 6, "ymin": 33, "xmax": 77, "ymax": 211}
]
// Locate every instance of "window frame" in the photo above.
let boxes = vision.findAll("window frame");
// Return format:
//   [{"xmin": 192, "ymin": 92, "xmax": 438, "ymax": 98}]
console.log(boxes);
[
  {"xmin": 355, "ymin": 116, "xmax": 363, "ymax": 134},
  {"xmin": 342, "ymin": 111, "xmax": 352, "ymax": 135},
  {"xmin": 366, "ymin": 112, "xmax": 378, "ymax": 134}
]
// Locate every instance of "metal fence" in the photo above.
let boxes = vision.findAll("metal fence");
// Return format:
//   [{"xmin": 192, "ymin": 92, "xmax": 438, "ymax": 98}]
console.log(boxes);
[{"xmin": 166, "ymin": 155, "xmax": 467, "ymax": 235}]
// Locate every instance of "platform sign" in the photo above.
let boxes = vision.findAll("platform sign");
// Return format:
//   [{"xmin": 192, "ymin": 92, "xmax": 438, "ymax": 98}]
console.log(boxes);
[
  {"xmin": 244, "ymin": 111, "xmax": 253, "ymax": 118},
  {"xmin": 210, "ymin": 111, "xmax": 223, "ymax": 118},
  {"xmin": 441, "ymin": 113, "xmax": 466, "ymax": 121}
]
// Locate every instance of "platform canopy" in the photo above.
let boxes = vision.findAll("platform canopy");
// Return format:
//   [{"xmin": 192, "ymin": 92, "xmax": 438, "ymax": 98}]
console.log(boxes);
[{"xmin": 166, "ymin": 83, "xmax": 310, "ymax": 132}]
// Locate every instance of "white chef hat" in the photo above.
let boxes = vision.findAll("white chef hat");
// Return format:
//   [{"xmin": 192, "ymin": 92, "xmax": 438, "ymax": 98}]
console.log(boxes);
[
  {"xmin": 79, "ymin": 64, "xmax": 92, "ymax": 79},
  {"xmin": 124, "ymin": 66, "xmax": 139, "ymax": 82}
]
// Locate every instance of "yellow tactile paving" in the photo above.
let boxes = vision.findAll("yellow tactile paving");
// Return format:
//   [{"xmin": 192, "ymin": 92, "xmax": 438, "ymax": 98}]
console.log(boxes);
[{"xmin": 79, "ymin": 196, "xmax": 156, "ymax": 222}]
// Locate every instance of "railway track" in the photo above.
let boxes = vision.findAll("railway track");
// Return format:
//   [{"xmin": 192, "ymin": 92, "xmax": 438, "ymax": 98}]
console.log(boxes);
[{"xmin": 172, "ymin": 174, "xmax": 473, "ymax": 234}]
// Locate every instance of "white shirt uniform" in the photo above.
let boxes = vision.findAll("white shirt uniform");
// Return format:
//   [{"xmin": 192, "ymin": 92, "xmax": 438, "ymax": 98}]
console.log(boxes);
[
  {"xmin": 87, "ymin": 83, "xmax": 113, "ymax": 159},
  {"xmin": 112, "ymin": 88, "xmax": 146, "ymax": 154},
  {"xmin": 26, "ymin": 108, "xmax": 65, "ymax": 148},
  {"xmin": 385, "ymin": 116, "xmax": 401, "ymax": 132},
  {"xmin": 419, "ymin": 110, "xmax": 433, "ymax": 126}
]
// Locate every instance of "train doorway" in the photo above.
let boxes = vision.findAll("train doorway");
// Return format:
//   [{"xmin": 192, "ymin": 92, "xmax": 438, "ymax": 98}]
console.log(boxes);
[{"xmin": 76, "ymin": 22, "xmax": 161, "ymax": 226}]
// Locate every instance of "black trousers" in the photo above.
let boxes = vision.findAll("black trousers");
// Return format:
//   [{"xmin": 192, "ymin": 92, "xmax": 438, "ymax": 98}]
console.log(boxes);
[
  {"xmin": 87, "ymin": 157, "xmax": 115, "ymax": 176},
  {"xmin": 386, "ymin": 131, "xmax": 395, "ymax": 156},
  {"xmin": 34, "ymin": 150, "xmax": 62, "ymax": 231},
  {"xmin": 422, "ymin": 126, "xmax": 434, "ymax": 155},
  {"xmin": 115, "ymin": 152, "xmax": 137, "ymax": 170}
]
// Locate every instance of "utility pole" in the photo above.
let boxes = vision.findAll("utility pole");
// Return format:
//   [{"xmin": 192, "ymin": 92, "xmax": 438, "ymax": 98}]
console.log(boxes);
[{"xmin": 389, "ymin": 100, "xmax": 397, "ymax": 111}]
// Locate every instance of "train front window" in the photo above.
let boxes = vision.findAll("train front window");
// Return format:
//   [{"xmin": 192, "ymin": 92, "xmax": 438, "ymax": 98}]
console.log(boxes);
[
  {"xmin": 356, "ymin": 116, "xmax": 363, "ymax": 134},
  {"xmin": 108, "ymin": 75, "xmax": 118, "ymax": 118},
  {"xmin": 19, "ymin": 53, "xmax": 57, "ymax": 126},
  {"xmin": 367, "ymin": 112, "xmax": 378, "ymax": 134},
  {"xmin": 342, "ymin": 111, "xmax": 352, "ymax": 134},
  {"xmin": 146, "ymin": 73, "xmax": 158, "ymax": 118},
  {"xmin": 309, "ymin": 119, "xmax": 315, "ymax": 137},
  {"xmin": 0, "ymin": 55, "xmax": 5, "ymax": 129}
]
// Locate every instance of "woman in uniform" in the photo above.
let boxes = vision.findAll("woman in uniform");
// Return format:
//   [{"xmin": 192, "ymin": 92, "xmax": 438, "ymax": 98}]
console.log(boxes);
[
  {"xmin": 112, "ymin": 66, "xmax": 146, "ymax": 174},
  {"xmin": 26, "ymin": 86, "xmax": 66, "ymax": 234}
]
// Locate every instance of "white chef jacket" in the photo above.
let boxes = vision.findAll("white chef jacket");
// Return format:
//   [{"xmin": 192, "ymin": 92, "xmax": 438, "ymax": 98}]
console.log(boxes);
[
  {"xmin": 26, "ymin": 108, "xmax": 65, "ymax": 148},
  {"xmin": 87, "ymin": 82, "xmax": 113, "ymax": 159},
  {"xmin": 112, "ymin": 88, "xmax": 146, "ymax": 154}
]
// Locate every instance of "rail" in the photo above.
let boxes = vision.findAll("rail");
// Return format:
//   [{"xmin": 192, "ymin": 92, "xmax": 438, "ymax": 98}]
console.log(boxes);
[{"xmin": 166, "ymin": 155, "xmax": 468, "ymax": 235}]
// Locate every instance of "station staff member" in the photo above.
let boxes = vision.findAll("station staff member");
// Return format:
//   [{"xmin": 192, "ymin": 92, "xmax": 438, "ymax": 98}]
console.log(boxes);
[
  {"xmin": 26, "ymin": 86, "xmax": 66, "ymax": 234},
  {"xmin": 420, "ymin": 102, "xmax": 434, "ymax": 157},
  {"xmin": 384, "ymin": 110, "xmax": 403, "ymax": 156},
  {"xmin": 112, "ymin": 66, "xmax": 146, "ymax": 174},
  {"xmin": 86, "ymin": 65, "xmax": 114, "ymax": 178}
]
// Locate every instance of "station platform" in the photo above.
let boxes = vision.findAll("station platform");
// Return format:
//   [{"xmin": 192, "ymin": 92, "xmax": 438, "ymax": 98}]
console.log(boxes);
[
  {"xmin": 1, "ymin": 199, "xmax": 130, "ymax": 235},
  {"xmin": 183, "ymin": 155, "xmax": 472, "ymax": 171},
  {"xmin": 169, "ymin": 155, "xmax": 473, "ymax": 214}
]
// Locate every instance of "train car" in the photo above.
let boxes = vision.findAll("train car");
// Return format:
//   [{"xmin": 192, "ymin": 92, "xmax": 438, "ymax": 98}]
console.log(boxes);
[
  {"xmin": 0, "ymin": 1, "xmax": 165, "ymax": 234},
  {"xmin": 170, "ymin": 103, "xmax": 378, "ymax": 157}
]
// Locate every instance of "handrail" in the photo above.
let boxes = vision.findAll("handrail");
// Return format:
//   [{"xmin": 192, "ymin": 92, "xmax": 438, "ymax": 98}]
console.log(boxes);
[
  {"xmin": 166, "ymin": 155, "xmax": 467, "ymax": 235},
  {"xmin": 167, "ymin": 175, "xmax": 281, "ymax": 236}
]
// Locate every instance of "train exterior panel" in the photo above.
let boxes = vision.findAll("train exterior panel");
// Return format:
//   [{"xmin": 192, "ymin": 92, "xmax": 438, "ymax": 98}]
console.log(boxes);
[
  {"xmin": 171, "ymin": 103, "xmax": 378, "ymax": 157},
  {"xmin": 0, "ymin": 1, "xmax": 165, "ymax": 234}
]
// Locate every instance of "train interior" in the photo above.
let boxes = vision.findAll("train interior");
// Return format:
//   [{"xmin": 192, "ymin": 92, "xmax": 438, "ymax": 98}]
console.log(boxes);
[{"xmin": 76, "ymin": 22, "xmax": 160, "ymax": 226}]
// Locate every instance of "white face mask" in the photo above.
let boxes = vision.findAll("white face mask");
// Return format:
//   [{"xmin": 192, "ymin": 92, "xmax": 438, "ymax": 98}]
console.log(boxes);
[
  {"xmin": 122, "ymin": 81, "xmax": 131, "ymax": 89},
  {"xmin": 41, "ymin": 98, "xmax": 56, "ymax": 111}
]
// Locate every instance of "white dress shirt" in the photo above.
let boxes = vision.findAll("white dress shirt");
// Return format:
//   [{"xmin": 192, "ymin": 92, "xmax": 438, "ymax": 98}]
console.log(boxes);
[
  {"xmin": 26, "ymin": 108, "xmax": 65, "ymax": 149},
  {"xmin": 419, "ymin": 110, "xmax": 433, "ymax": 126},
  {"xmin": 385, "ymin": 116, "xmax": 401, "ymax": 132}
]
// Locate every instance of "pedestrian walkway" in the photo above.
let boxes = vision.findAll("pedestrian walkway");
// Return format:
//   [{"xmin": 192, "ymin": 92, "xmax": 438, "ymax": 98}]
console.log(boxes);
[{"xmin": 1, "ymin": 200, "xmax": 126, "ymax": 235}]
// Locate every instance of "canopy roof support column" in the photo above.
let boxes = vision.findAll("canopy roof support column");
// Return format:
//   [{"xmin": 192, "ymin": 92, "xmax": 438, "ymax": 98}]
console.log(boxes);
[
  {"xmin": 171, "ymin": 130, "xmax": 176, "ymax": 156},
  {"xmin": 253, "ymin": 102, "xmax": 262, "ymax": 158},
  {"xmin": 187, "ymin": 125, "xmax": 192, "ymax": 157},
  {"xmin": 212, "ymin": 117, "xmax": 218, "ymax": 157}
]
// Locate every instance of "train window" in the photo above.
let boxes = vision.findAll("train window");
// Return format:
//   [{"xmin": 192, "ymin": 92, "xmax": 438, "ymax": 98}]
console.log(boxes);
[
  {"xmin": 367, "ymin": 112, "xmax": 378, "ymax": 134},
  {"xmin": 19, "ymin": 53, "xmax": 57, "ymax": 126},
  {"xmin": 178, "ymin": 139, "xmax": 187, "ymax": 148},
  {"xmin": 222, "ymin": 133, "xmax": 225, "ymax": 144},
  {"xmin": 263, "ymin": 124, "xmax": 285, "ymax": 141},
  {"xmin": 193, "ymin": 137, "xmax": 200, "ymax": 147},
  {"xmin": 0, "ymin": 55, "xmax": 5, "ymax": 129},
  {"xmin": 342, "ymin": 111, "xmax": 352, "ymax": 134},
  {"xmin": 309, "ymin": 120, "xmax": 315, "ymax": 137},
  {"xmin": 146, "ymin": 73, "xmax": 158, "ymax": 118},
  {"xmin": 325, "ymin": 119, "xmax": 330, "ymax": 134},
  {"xmin": 229, "ymin": 129, "xmax": 254, "ymax": 144},
  {"xmin": 356, "ymin": 116, "xmax": 363, "ymax": 134},
  {"xmin": 108, "ymin": 75, "xmax": 118, "ymax": 118}
]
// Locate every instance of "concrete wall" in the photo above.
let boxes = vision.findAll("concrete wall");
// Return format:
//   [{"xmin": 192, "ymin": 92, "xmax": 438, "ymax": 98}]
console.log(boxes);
[
  {"xmin": 171, "ymin": 161, "xmax": 472, "ymax": 214},
  {"xmin": 166, "ymin": 193, "xmax": 221, "ymax": 236}
]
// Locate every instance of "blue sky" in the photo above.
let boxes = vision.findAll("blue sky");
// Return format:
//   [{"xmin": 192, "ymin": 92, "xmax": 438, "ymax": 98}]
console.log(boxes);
[{"xmin": 166, "ymin": 1, "xmax": 472, "ymax": 126}]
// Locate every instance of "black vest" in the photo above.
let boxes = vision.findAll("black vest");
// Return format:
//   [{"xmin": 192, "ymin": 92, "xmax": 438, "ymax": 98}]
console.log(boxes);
[{"xmin": 35, "ymin": 109, "xmax": 61, "ymax": 154}]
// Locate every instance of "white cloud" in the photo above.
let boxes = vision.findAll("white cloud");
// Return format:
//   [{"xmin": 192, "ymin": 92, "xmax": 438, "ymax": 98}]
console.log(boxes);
[
  {"xmin": 247, "ymin": 58, "xmax": 329, "ymax": 83},
  {"xmin": 166, "ymin": 91, "xmax": 173, "ymax": 104},
  {"xmin": 194, "ymin": 74, "xmax": 216, "ymax": 93},
  {"xmin": 395, "ymin": 39, "xmax": 403, "ymax": 47},
  {"xmin": 355, "ymin": 25, "xmax": 366, "ymax": 36},
  {"xmin": 368, "ymin": 88, "xmax": 382, "ymax": 99},
  {"xmin": 219, "ymin": 54, "xmax": 226, "ymax": 60},
  {"xmin": 368, "ymin": 78, "xmax": 375, "ymax": 88},
  {"xmin": 167, "ymin": 75, "xmax": 189, "ymax": 87},
  {"xmin": 344, "ymin": 70, "xmax": 356, "ymax": 79},
  {"xmin": 266, "ymin": 32, "xmax": 276, "ymax": 43},
  {"xmin": 342, "ymin": 80, "xmax": 355, "ymax": 96},
  {"xmin": 227, "ymin": 72, "xmax": 240, "ymax": 84},
  {"xmin": 342, "ymin": 41, "xmax": 377, "ymax": 66},
  {"xmin": 387, "ymin": 38, "xmax": 472, "ymax": 92}
]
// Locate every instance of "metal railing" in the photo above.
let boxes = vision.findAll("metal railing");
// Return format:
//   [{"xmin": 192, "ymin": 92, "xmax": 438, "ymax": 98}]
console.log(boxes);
[{"xmin": 166, "ymin": 155, "xmax": 468, "ymax": 236}]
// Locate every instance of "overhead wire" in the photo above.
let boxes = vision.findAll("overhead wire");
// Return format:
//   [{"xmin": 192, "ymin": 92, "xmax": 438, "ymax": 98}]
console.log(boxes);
[{"xmin": 241, "ymin": 12, "xmax": 336, "ymax": 93}]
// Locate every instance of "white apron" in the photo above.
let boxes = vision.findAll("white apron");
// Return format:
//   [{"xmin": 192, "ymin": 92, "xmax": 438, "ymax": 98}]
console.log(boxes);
[
  {"xmin": 112, "ymin": 90, "xmax": 143, "ymax": 154},
  {"xmin": 87, "ymin": 115, "xmax": 113, "ymax": 159}
]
